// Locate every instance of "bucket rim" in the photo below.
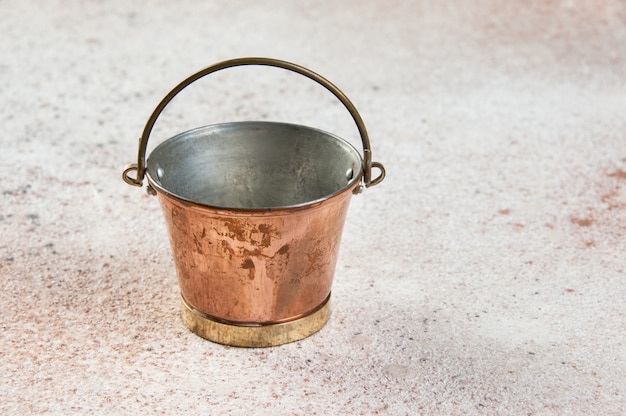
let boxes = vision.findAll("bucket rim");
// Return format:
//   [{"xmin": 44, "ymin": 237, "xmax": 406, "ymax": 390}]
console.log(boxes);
[{"xmin": 145, "ymin": 121, "xmax": 364, "ymax": 212}]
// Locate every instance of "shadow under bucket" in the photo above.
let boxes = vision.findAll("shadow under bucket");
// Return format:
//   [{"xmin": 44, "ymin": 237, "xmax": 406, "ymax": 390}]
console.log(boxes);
[{"xmin": 123, "ymin": 58, "xmax": 385, "ymax": 347}]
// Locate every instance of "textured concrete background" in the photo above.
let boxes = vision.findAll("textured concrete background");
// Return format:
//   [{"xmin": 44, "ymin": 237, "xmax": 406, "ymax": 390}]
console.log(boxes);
[{"xmin": 1, "ymin": 0, "xmax": 625, "ymax": 414}]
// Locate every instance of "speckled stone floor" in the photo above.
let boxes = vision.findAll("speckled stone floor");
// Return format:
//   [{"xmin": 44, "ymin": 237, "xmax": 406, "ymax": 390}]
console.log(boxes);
[{"xmin": 1, "ymin": 1, "xmax": 625, "ymax": 414}]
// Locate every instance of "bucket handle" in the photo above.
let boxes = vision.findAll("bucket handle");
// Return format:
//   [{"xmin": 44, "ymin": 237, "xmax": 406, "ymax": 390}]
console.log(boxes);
[{"xmin": 122, "ymin": 57, "xmax": 385, "ymax": 192}]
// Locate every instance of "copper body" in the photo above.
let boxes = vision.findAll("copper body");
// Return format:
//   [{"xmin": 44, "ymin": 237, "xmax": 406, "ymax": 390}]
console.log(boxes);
[{"xmin": 155, "ymin": 185, "xmax": 354, "ymax": 324}]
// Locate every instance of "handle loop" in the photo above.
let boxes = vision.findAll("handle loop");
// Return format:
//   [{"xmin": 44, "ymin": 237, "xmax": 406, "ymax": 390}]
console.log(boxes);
[{"xmin": 122, "ymin": 57, "xmax": 385, "ymax": 190}]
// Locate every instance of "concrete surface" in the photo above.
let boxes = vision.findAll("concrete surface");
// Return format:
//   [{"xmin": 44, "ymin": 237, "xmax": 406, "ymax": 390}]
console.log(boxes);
[{"xmin": 1, "ymin": 0, "xmax": 625, "ymax": 414}]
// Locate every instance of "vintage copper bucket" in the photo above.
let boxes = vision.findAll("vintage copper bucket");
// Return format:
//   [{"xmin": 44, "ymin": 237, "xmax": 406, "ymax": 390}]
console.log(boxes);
[{"xmin": 122, "ymin": 57, "xmax": 385, "ymax": 347}]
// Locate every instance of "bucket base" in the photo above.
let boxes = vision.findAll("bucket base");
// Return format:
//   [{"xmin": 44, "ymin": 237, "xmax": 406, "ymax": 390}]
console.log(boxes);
[{"xmin": 181, "ymin": 294, "xmax": 331, "ymax": 347}]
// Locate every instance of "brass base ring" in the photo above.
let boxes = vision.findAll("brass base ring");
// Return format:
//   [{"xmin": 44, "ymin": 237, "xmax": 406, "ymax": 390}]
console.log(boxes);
[{"xmin": 181, "ymin": 294, "xmax": 331, "ymax": 347}]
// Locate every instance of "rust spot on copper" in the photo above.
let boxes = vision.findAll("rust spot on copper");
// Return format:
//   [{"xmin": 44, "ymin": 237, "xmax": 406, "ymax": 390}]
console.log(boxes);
[
  {"xmin": 221, "ymin": 240, "xmax": 235, "ymax": 259},
  {"xmin": 193, "ymin": 233, "xmax": 205, "ymax": 254},
  {"xmin": 498, "ymin": 209, "xmax": 510, "ymax": 215},
  {"xmin": 278, "ymin": 244, "xmax": 290, "ymax": 255},
  {"xmin": 220, "ymin": 220, "xmax": 277, "ymax": 247},
  {"xmin": 222, "ymin": 218, "xmax": 248, "ymax": 241},
  {"xmin": 241, "ymin": 258, "xmax": 255, "ymax": 280},
  {"xmin": 259, "ymin": 226, "xmax": 273, "ymax": 248}
]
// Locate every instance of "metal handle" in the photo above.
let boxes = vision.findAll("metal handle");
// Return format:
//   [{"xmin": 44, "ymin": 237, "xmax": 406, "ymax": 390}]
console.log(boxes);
[{"xmin": 122, "ymin": 57, "xmax": 385, "ymax": 191}]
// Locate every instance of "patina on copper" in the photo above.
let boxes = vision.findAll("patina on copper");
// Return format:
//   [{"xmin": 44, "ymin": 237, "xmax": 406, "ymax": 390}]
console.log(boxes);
[{"xmin": 156, "ymin": 181, "xmax": 353, "ymax": 324}]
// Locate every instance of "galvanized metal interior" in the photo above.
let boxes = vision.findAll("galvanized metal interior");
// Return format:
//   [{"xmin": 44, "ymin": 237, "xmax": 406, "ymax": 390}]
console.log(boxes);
[{"xmin": 146, "ymin": 121, "xmax": 363, "ymax": 209}]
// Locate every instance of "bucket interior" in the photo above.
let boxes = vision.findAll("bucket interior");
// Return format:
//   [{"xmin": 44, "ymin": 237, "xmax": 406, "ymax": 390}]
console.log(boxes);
[{"xmin": 146, "ymin": 121, "xmax": 363, "ymax": 208}]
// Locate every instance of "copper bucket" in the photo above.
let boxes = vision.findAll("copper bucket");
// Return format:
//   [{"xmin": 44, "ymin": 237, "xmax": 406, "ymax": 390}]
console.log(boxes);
[{"xmin": 122, "ymin": 58, "xmax": 385, "ymax": 347}]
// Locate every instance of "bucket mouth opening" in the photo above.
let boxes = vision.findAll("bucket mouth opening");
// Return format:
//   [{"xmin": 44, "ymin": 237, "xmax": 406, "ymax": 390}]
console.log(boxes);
[{"xmin": 145, "ymin": 121, "xmax": 363, "ymax": 210}]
